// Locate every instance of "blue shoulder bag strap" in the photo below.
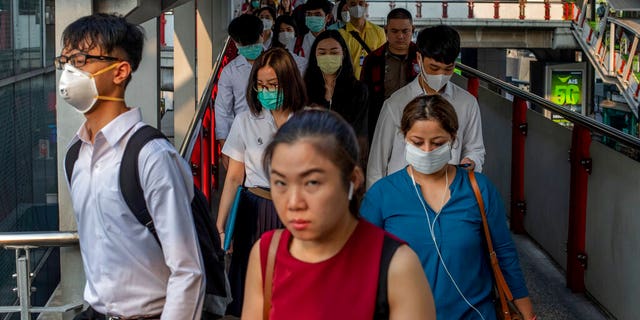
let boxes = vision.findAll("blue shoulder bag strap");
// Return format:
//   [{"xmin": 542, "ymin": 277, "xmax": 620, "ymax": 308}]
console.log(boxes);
[{"xmin": 120, "ymin": 125, "xmax": 168, "ymax": 246}]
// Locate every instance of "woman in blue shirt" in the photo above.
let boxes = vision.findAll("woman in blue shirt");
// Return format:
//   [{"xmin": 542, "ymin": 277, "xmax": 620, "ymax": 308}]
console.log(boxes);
[{"xmin": 361, "ymin": 95, "xmax": 536, "ymax": 320}]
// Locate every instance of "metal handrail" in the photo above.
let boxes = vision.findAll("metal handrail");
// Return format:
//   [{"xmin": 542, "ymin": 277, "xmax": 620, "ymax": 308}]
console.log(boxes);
[
  {"xmin": 0, "ymin": 231, "xmax": 78, "ymax": 248},
  {"xmin": 0, "ymin": 231, "xmax": 83, "ymax": 320},
  {"xmin": 456, "ymin": 62, "xmax": 640, "ymax": 149},
  {"xmin": 179, "ymin": 36, "xmax": 232, "ymax": 159}
]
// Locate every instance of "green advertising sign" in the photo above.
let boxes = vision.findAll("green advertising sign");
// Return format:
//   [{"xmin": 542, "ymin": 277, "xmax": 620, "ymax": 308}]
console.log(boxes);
[{"xmin": 550, "ymin": 70, "xmax": 583, "ymax": 112}]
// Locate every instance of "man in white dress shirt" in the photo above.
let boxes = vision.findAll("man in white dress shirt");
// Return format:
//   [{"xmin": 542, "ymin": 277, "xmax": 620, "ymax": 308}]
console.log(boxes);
[
  {"xmin": 367, "ymin": 25, "xmax": 486, "ymax": 188},
  {"xmin": 215, "ymin": 14, "xmax": 264, "ymax": 168},
  {"xmin": 59, "ymin": 14, "xmax": 204, "ymax": 319},
  {"xmin": 293, "ymin": 0, "xmax": 332, "ymax": 58}
]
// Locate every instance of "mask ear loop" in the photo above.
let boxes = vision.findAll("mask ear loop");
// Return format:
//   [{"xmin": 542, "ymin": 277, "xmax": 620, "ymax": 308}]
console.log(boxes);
[
  {"xmin": 91, "ymin": 62, "xmax": 125, "ymax": 102},
  {"xmin": 408, "ymin": 166, "xmax": 486, "ymax": 320}
]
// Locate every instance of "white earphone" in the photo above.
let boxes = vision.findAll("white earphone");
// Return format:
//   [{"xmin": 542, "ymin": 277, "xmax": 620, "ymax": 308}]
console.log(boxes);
[
  {"xmin": 347, "ymin": 181, "xmax": 354, "ymax": 201},
  {"xmin": 409, "ymin": 168, "xmax": 486, "ymax": 320}
]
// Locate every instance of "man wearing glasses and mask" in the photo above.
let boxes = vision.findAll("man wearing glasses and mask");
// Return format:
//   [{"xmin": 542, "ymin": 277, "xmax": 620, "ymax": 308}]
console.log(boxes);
[{"xmin": 59, "ymin": 13, "xmax": 204, "ymax": 320}]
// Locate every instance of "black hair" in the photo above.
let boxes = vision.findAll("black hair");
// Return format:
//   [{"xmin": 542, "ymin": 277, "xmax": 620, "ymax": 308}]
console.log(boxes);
[
  {"xmin": 387, "ymin": 8, "xmax": 412, "ymax": 22},
  {"xmin": 255, "ymin": 6, "xmax": 277, "ymax": 23},
  {"xmin": 401, "ymin": 95, "xmax": 459, "ymax": 144},
  {"xmin": 228, "ymin": 14, "xmax": 263, "ymax": 46},
  {"xmin": 416, "ymin": 25, "xmax": 460, "ymax": 65},
  {"xmin": 61, "ymin": 13, "xmax": 144, "ymax": 73},
  {"xmin": 246, "ymin": 47, "xmax": 307, "ymax": 115},
  {"xmin": 272, "ymin": 15, "xmax": 299, "ymax": 48},
  {"xmin": 304, "ymin": 30, "xmax": 356, "ymax": 106},
  {"xmin": 263, "ymin": 108, "xmax": 362, "ymax": 216},
  {"xmin": 305, "ymin": 0, "xmax": 333, "ymax": 14},
  {"xmin": 336, "ymin": 0, "xmax": 349, "ymax": 22}
]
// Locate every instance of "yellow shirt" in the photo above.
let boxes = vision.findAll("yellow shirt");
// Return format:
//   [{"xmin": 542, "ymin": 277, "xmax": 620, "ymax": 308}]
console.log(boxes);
[{"xmin": 339, "ymin": 20, "xmax": 386, "ymax": 80}]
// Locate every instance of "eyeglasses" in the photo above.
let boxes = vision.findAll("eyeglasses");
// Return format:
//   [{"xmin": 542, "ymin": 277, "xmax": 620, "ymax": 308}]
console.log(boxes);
[
  {"xmin": 254, "ymin": 83, "xmax": 279, "ymax": 92},
  {"xmin": 54, "ymin": 53, "xmax": 120, "ymax": 70}
]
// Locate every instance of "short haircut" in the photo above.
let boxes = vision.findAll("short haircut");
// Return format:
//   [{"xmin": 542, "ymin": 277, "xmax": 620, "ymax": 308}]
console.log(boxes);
[
  {"xmin": 305, "ymin": 0, "xmax": 333, "ymax": 14},
  {"xmin": 228, "ymin": 14, "xmax": 263, "ymax": 46},
  {"xmin": 401, "ymin": 95, "xmax": 459, "ymax": 143},
  {"xmin": 263, "ymin": 108, "xmax": 362, "ymax": 216},
  {"xmin": 255, "ymin": 6, "xmax": 277, "ymax": 21},
  {"xmin": 416, "ymin": 25, "xmax": 460, "ymax": 65},
  {"xmin": 246, "ymin": 47, "xmax": 307, "ymax": 115},
  {"xmin": 387, "ymin": 8, "xmax": 412, "ymax": 23},
  {"xmin": 61, "ymin": 13, "xmax": 144, "ymax": 72}
]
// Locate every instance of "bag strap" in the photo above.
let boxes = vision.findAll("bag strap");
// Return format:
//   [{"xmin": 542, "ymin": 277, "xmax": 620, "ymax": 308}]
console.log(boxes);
[
  {"xmin": 64, "ymin": 139, "xmax": 83, "ymax": 185},
  {"xmin": 263, "ymin": 229, "xmax": 283, "ymax": 320},
  {"xmin": 468, "ymin": 171, "xmax": 515, "ymax": 319},
  {"xmin": 120, "ymin": 125, "xmax": 168, "ymax": 246},
  {"xmin": 373, "ymin": 235, "xmax": 402, "ymax": 320},
  {"xmin": 349, "ymin": 30, "xmax": 372, "ymax": 54}
]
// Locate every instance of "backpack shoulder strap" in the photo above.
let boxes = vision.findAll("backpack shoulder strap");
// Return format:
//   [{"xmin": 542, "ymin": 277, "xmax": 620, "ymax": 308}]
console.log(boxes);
[
  {"xmin": 349, "ymin": 30, "xmax": 372, "ymax": 54},
  {"xmin": 373, "ymin": 234, "xmax": 402, "ymax": 319},
  {"xmin": 64, "ymin": 139, "xmax": 83, "ymax": 185},
  {"xmin": 120, "ymin": 125, "xmax": 169, "ymax": 245}
]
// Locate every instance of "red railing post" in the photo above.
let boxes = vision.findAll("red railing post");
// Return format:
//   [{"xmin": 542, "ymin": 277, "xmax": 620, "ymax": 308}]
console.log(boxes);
[
  {"xmin": 160, "ymin": 13, "xmax": 166, "ymax": 47},
  {"xmin": 519, "ymin": 0, "xmax": 525, "ymax": 20},
  {"xmin": 416, "ymin": 1, "xmax": 423, "ymax": 18},
  {"xmin": 510, "ymin": 97, "xmax": 527, "ymax": 234},
  {"xmin": 442, "ymin": 1, "xmax": 448, "ymax": 18},
  {"xmin": 467, "ymin": 77, "xmax": 479, "ymax": 98},
  {"xmin": 544, "ymin": 0, "xmax": 550, "ymax": 20},
  {"xmin": 567, "ymin": 124, "xmax": 591, "ymax": 292},
  {"xmin": 493, "ymin": 0, "xmax": 500, "ymax": 19},
  {"xmin": 467, "ymin": 0, "xmax": 474, "ymax": 18}
]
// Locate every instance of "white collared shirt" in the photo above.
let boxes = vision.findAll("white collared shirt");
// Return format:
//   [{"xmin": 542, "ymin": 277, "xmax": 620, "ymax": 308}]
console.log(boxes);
[
  {"xmin": 301, "ymin": 32, "xmax": 316, "ymax": 59},
  {"xmin": 222, "ymin": 110, "xmax": 292, "ymax": 188},
  {"xmin": 66, "ymin": 108, "xmax": 204, "ymax": 319},
  {"xmin": 367, "ymin": 77, "xmax": 486, "ymax": 188},
  {"xmin": 214, "ymin": 55, "xmax": 253, "ymax": 140}
]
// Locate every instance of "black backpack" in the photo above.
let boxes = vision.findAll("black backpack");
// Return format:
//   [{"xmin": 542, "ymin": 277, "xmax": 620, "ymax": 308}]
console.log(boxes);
[{"xmin": 65, "ymin": 125, "xmax": 231, "ymax": 318}]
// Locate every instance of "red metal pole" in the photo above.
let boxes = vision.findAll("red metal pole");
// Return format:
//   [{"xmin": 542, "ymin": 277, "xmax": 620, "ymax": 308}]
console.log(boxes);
[
  {"xmin": 493, "ymin": 0, "xmax": 500, "ymax": 19},
  {"xmin": 467, "ymin": 0, "xmax": 474, "ymax": 19},
  {"xmin": 519, "ymin": 0, "xmax": 525, "ymax": 20},
  {"xmin": 566, "ymin": 124, "xmax": 591, "ymax": 292},
  {"xmin": 467, "ymin": 77, "xmax": 479, "ymax": 98},
  {"xmin": 510, "ymin": 97, "xmax": 527, "ymax": 234},
  {"xmin": 544, "ymin": 0, "xmax": 550, "ymax": 20},
  {"xmin": 160, "ymin": 13, "xmax": 166, "ymax": 47},
  {"xmin": 201, "ymin": 106, "xmax": 212, "ymax": 200},
  {"xmin": 441, "ymin": 2, "xmax": 447, "ymax": 19}
]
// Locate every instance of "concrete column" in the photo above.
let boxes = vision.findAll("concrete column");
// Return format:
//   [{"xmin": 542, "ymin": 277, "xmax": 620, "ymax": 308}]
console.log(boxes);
[
  {"xmin": 196, "ymin": 0, "xmax": 213, "ymax": 99},
  {"xmin": 54, "ymin": 1, "xmax": 91, "ymax": 318},
  {"xmin": 127, "ymin": 18, "xmax": 160, "ymax": 128},
  {"xmin": 173, "ymin": 1, "xmax": 196, "ymax": 149}
]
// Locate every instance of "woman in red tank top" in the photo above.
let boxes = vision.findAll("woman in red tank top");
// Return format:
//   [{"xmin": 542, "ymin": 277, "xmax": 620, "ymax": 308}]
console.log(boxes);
[{"xmin": 242, "ymin": 109, "xmax": 436, "ymax": 319}]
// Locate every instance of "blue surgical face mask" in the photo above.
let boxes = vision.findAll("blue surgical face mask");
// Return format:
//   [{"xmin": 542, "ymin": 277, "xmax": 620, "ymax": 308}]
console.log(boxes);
[
  {"xmin": 257, "ymin": 89, "xmax": 283, "ymax": 110},
  {"xmin": 305, "ymin": 16, "xmax": 326, "ymax": 33},
  {"xmin": 238, "ymin": 43, "xmax": 263, "ymax": 60}
]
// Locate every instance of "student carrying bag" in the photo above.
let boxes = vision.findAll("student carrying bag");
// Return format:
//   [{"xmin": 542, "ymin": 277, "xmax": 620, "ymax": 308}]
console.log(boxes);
[{"xmin": 65, "ymin": 125, "xmax": 231, "ymax": 318}]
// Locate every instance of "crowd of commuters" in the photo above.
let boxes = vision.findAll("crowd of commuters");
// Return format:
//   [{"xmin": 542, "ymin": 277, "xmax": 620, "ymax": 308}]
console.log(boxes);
[{"xmin": 59, "ymin": 0, "xmax": 537, "ymax": 318}]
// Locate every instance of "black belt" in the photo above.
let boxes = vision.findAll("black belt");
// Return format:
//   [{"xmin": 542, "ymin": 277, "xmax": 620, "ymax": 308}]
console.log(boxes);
[{"xmin": 88, "ymin": 307, "xmax": 161, "ymax": 320}]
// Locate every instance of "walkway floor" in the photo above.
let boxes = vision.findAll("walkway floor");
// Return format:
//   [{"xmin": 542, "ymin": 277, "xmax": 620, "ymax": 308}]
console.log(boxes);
[{"xmin": 513, "ymin": 234, "xmax": 611, "ymax": 319}]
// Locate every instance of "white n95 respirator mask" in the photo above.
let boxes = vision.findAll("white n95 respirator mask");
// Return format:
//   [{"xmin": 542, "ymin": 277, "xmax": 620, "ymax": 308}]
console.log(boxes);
[{"xmin": 58, "ymin": 63, "xmax": 123, "ymax": 113}]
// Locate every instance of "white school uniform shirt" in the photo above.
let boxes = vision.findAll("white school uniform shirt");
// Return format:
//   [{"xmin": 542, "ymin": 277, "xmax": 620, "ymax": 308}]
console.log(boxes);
[
  {"xmin": 222, "ymin": 110, "xmax": 293, "ymax": 188},
  {"xmin": 214, "ymin": 55, "xmax": 252, "ymax": 140},
  {"xmin": 263, "ymin": 32, "xmax": 273, "ymax": 50},
  {"xmin": 66, "ymin": 108, "xmax": 204, "ymax": 319},
  {"xmin": 300, "ymin": 32, "xmax": 316, "ymax": 58},
  {"xmin": 367, "ymin": 77, "xmax": 486, "ymax": 189}
]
